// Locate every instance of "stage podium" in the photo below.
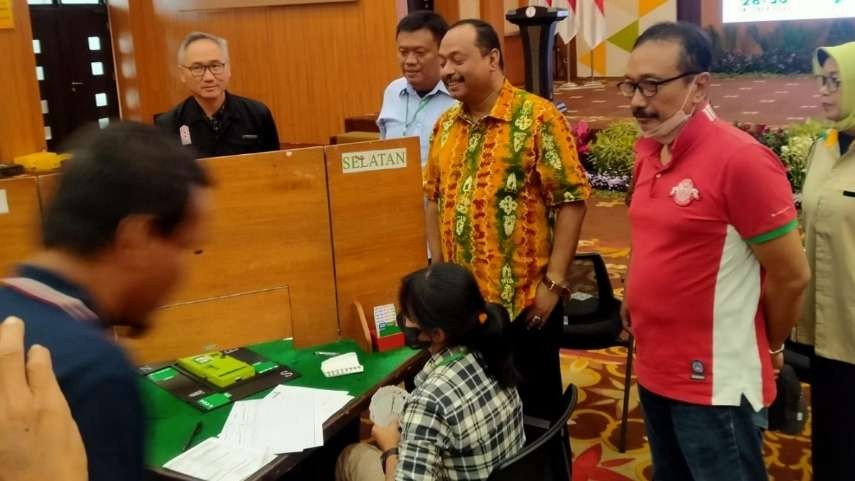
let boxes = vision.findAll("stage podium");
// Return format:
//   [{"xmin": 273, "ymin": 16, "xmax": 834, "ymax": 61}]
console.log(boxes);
[{"xmin": 506, "ymin": 6, "xmax": 568, "ymax": 112}]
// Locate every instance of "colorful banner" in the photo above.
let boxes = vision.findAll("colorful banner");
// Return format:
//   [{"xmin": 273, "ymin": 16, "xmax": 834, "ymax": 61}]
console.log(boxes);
[{"xmin": 575, "ymin": 0, "xmax": 677, "ymax": 77}]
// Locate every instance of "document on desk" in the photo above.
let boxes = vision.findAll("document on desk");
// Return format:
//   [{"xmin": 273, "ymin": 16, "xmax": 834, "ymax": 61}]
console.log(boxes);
[
  {"xmin": 217, "ymin": 386, "xmax": 354, "ymax": 455},
  {"xmin": 163, "ymin": 437, "xmax": 274, "ymax": 481},
  {"xmin": 218, "ymin": 397, "xmax": 313, "ymax": 453},
  {"xmin": 265, "ymin": 385, "xmax": 354, "ymax": 422}
]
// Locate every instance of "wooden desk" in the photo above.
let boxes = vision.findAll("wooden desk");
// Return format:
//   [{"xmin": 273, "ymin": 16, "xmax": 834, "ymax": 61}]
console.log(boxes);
[{"xmin": 145, "ymin": 339, "xmax": 428, "ymax": 481}]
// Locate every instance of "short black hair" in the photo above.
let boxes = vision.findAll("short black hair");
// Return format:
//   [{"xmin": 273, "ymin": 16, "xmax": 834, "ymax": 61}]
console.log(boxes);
[
  {"xmin": 42, "ymin": 122, "xmax": 210, "ymax": 257},
  {"xmin": 634, "ymin": 21, "xmax": 712, "ymax": 74},
  {"xmin": 448, "ymin": 18, "xmax": 504, "ymax": 69},
  {"xmin": 396, "ymin": 10, "xmax": 448, "ymax": 45}
]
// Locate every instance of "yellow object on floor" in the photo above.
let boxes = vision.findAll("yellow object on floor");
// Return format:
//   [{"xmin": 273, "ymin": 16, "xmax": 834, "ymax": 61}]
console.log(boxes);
[{"xmin": 13, "ymin": 152, "xmax": 69, "ymax": 172}]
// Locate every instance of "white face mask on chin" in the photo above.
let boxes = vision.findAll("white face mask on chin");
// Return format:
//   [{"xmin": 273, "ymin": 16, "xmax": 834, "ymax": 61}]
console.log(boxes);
[{"xmin": 638, "ymin": 78, "xmax": 697, "ymax": 145}]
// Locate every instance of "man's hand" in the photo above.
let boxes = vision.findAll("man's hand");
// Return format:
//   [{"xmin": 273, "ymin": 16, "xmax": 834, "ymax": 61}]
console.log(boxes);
[
  {"xmin": 620, "ymin": 299, "xmax": 632, "ymax": 334},
  {"xmin": 771, "ymin": 350, "xmax": 784, "ymax": 379},
  {"xmin": 372, "ymin": 418, "xmax": 401, "ymax": 452},
  {"xmin": 0, "ymin": 316, "xmax": 87, "ymax": 481},
  {"xmin": 525, "ymin": 282, "xmax": 560, "ymax": 330}
]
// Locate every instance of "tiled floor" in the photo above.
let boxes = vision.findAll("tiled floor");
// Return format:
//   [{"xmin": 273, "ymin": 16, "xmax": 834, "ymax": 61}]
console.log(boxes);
[{"xmin": 554, "ymin": 75, "xmax": 818, "ymax": 128}]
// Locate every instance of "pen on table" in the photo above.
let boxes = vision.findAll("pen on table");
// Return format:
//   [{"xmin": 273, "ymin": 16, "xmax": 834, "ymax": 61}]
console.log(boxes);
[
  {"xmin": 314, "ymin": 351, "xmax": 339, "ymax": 356},
  {"xmin": 183, "ymin": 421, "xmax": 203, "ymax": 451}
]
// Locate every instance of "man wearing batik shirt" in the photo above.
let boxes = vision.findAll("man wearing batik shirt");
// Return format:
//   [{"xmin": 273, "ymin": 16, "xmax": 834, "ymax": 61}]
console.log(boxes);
[
  {"xmin": 620, "ymin": 22, "xmax": 810, "ymax": 481},
  {"xmin": 424, "ymin": 19, "xmax": 590, "ymax": 419}
]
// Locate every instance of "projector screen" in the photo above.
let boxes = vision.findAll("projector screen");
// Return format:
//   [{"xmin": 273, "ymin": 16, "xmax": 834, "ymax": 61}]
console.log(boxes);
[{"xmin": 723, "ymin": 0, "xmax": 855, "ymax": 24}]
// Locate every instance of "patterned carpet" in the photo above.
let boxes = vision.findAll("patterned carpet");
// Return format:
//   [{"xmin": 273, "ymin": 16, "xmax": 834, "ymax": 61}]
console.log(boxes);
[{"xmin": 561, "ymin": 193, "xmax": 812, "ymax": 481}]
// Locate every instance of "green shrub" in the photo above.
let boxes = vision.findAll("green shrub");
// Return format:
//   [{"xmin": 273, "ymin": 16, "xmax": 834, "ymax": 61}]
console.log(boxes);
[
  {"xmin": 780, "ymin": 119, "xmax": 826, "ymax": 192},
  {"xmin": 588, "ymin": 120, "xmax": 640, "ymax": 179}
]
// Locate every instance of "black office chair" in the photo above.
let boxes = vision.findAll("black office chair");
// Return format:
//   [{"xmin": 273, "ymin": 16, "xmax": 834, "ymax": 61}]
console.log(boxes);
[
  {"xmin": 784, "ymin": 339, "xmax": 812, "ymax": 384},
  {"xmin": 488, "ymin": 384, "xmax": 578, "ymax": 481},
  {"xmin": 561, "ymin": 252, "xmax": 634, "ymax": 453}
]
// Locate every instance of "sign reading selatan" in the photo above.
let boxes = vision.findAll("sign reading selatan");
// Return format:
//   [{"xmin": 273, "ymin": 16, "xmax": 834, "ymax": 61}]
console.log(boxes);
[{"xmin": 341, "ymin": 148, "xmax": 407, "ymax": 174}]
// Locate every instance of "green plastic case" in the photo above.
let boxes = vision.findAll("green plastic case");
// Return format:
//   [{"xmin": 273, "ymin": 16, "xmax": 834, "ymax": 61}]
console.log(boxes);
[{"xmin": 177, "ymin": 352, "xmax": 256, "ymax": 389}]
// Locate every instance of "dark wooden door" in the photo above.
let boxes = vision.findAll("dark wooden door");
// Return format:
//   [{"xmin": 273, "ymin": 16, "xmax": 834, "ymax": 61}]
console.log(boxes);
[{"xmin": 30, "ymin": 2, "xmax": 119, "ymax": 150}]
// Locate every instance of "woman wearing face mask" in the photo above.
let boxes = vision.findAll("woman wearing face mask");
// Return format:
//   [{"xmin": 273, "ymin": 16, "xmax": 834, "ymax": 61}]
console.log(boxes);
[
  {"xmin": 336, "ymin": 263, "xmax": 525, "ymax": 481},
  {"xmin": 798, "ymin": 42, "xmax": 855, "ymax": 481}
]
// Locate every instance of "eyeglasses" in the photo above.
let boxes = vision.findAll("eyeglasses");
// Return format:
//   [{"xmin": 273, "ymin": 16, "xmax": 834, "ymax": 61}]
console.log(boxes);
[
  {"xmin": 617, "ymin": 71, "xmax": 700, "ymax": 98},
  {"xmin": 817, "ymin": 75, "xmax": 842, "ymax": 93},
  {"xmin": 181, "ymin": 62, "xmax": 226, "ymax": 78}
]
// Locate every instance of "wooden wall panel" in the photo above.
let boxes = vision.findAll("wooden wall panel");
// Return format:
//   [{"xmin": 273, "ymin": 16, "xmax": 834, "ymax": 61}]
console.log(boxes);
[
  {"xmin": 0, "ymin": 176, "xmax": 42, "ymax": 275},
  {"xmin": 434, "ymin": 0, "xmax": 459, "ymax": 24},
  {"xmin": 110, "ymin": 0, "xmax": 401, "ymax": 145},
  {"xmin": 324, "ymin": 137, "xmax": 426, "ymax": 352},
  {"xmin": 0, "ymin": 0, "xmax": 45, "ymax": 162},
  {"xmin": 166, "ymin": 0, "xmax": 354, "ymax": 10},
  {"xmin": 119, "ymin": 286, "xmax": 293, "ymax": 364},
  {"xmin": 504, "ymin": 33, "xmax": 524, "ymax": 86},
  {"xmin": 109, "ymin": 0, "xmax": 171, "ymax": 123}
]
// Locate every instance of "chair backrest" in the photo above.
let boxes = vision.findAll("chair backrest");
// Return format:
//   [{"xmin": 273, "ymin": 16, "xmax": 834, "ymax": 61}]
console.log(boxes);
[
  {"xmin": 562, "ymin": 252, "xmax": 623, "ymax": 346},
  {"xmin": 488, "ymin": 384, "xmax": 578, "ymax": 481},
  {"xmin": 567, "ymin": 252, "xmax": 618, "ymax": 307}
]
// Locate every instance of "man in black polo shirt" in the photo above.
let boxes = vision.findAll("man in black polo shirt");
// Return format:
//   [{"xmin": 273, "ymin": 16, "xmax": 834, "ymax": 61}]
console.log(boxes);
[
  {"xmin": 0, "ymin": 122, "xmax": 212, "ymax": 481},
  {"xmin": 156, "ymin": 31, "xmax": 280, "ymax": 157}
]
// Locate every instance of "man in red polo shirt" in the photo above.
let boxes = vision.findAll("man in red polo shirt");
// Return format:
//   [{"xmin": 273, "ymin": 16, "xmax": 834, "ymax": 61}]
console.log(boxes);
[{"xmin": 620, "ymin": 22, "xmax": 810, "ymax": 481}]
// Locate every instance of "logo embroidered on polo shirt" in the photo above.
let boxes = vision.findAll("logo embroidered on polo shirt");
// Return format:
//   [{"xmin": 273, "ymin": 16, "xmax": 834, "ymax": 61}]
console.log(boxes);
[
  {"xmin": 670, "ymin": 178, "xmax": 700, "ymax": 207},
  {"xmin": 691, "ymin": 360, "xmax": 706, "ymax": 381}
]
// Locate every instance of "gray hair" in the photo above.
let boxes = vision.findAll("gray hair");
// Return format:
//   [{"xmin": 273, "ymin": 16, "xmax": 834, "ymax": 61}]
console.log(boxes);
[{"xmin": 177, "ymin": 32, "xmax": 229, "ymax": 65}]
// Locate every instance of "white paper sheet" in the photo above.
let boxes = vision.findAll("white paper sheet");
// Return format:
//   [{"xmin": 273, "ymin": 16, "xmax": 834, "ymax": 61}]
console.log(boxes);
[
  {"xmin": 163, "ymin": 437, "xmax": 274, "ymax": 481},
  {"xmin": 216, "ymin": 386, "xmax": 354, "ymax": 456},
  {"xmin": 265, "ymin": 385, "xmax": 354, "ymax": 422}
]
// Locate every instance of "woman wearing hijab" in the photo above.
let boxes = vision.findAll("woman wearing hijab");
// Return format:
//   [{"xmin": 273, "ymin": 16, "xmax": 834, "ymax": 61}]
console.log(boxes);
[{"xmin": 799, "ymin": 41, "xmax": 855, "ymax": 481}]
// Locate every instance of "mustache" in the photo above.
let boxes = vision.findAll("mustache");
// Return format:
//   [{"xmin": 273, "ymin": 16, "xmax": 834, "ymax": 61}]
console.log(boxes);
[
  {"xmin": 632, "ymin": 108, "xmax": 658, "ymax": 119},
  {"xmin": 444, "ymin": 74, "xmax": 464, "ymax": 84}
]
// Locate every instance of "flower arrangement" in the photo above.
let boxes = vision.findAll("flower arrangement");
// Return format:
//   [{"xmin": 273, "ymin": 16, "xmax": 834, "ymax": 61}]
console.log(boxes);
[{"xmin": 570, "ymin": 118, "xmax": 823, "ymax": 196}]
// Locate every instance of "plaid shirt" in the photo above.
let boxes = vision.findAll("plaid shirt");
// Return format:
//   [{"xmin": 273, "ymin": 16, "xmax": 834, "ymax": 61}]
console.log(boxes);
[{"xmin": 396, "ymin": 346, "xmax": 525, "ymax": 481}]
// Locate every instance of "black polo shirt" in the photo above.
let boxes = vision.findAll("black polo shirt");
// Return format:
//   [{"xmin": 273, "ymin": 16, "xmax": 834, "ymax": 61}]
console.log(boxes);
[
  {"xmin": 156, "ymin": 91, "xmax": 280, "ymax": 158},
  {"xmin": 0, "ymin": 265, "xmax": 144, "ymax": 481}
]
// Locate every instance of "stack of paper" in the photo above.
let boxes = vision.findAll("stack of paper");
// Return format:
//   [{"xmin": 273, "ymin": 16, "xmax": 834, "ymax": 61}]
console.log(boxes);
[
  {"xmin": 265, "ymin": 385, "xmax": 354, "ymax": 422},
  {"xmin": 163, "ymin": 387, "xmax": 354, "ymax": 481},
  {"xmin": 218, "ymin": 386, "xmax": 354, "ymax": 455},
  {"xmin": 164, "ymin": 437, "xmax": 274, "ymax": 481}
]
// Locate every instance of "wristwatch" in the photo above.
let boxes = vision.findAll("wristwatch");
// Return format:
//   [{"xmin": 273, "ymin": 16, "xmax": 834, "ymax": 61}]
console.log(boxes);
[
  {"xmin": 380, "ymin": 447, "xmax": 398, "ymax": 474},
  {"xmin": 541, "ymin": 275, "xmax": 572, "ymax": 298}
]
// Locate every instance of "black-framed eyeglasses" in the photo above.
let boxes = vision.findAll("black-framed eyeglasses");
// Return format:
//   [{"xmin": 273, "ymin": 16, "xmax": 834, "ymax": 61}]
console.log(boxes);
[
  {"xmin": 817, "ymin": 74, "xmax": 842, "ymax": 93},
  {"xmin": 181, "ymin": 62, "xmax": 227, "ymax": 78},
  {"xmin": 617, "ymin": 71, "xmax": 700, "ymax": 98}
]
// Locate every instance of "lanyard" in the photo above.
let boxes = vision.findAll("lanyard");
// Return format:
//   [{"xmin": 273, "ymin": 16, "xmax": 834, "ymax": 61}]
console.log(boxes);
[
  {"xmin": 1, "ymin": 277, "xmax": 98, "ymax": 323},
  {"xmin": 437, "ymin": 351, "xmax": 467, "ymax": 367},
  {"xmin": 403, "ymin": 93, "xmax": 434, "ymax": 135}
]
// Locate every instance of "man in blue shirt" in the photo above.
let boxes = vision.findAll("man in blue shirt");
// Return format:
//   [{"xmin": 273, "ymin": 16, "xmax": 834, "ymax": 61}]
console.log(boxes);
[
  {"xmin": 0, "ymin": 122, "xmax": 212, "ymax": 481},
  {"xmin": 378, "ymin": 11, "xmax": 457, "ymax": 167}
]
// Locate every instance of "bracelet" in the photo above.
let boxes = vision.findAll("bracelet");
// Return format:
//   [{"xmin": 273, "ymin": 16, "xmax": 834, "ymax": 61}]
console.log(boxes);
[
  {"xmin": 542, "ymin": 275, "xmax": 572, "ymax": 298},
  {"xmin": 380, "ymin": 447, "xmax": 398, "ymax": 474},
  {"xmin": 769, "ymin": 344, "xmax": 786, "ymax": 355}
]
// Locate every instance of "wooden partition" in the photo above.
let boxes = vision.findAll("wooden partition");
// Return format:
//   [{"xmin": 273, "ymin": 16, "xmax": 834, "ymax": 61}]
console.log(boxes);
[
  {"xmin": 2, "ymin": 139, "xmax": 427, "ymax": 362},
  {"xmin": 175, "ymin": 149, "xmax": 336, "ymax": 340},
  {"xmin": 0, "ymin": 176, "xmax": 43, "ymax": 275},
  {"xmin": 111, "ymin": 148, "xmax": 339, "ymax": 361},
  {"xmin": 324, "ymin": 137, "xmax": 426, "ymax": 351},
  {"xmin": 0, "ymin": 0, "xmax": 45, "ymax": 162},
  {"xmin": 120, "ymin": 286, "xmax": 293, "ymax": 364}
]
